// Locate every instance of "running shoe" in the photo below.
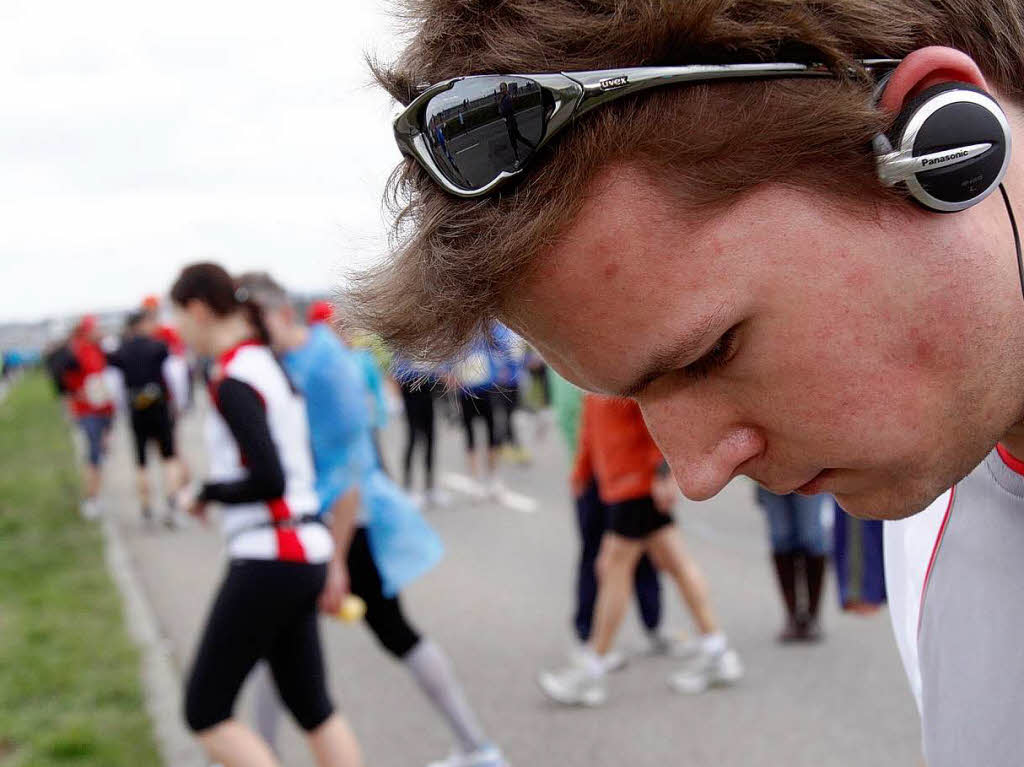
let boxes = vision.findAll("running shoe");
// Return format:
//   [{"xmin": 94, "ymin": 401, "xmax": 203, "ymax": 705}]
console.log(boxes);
[
  {"xmin": 569, "ymin": 643, "xmax": 627, "ymax": 673},
  {"xmin": 668, "ymin": 648, "xmax": 744, "ymax": 695},
  {"xmin": 426, "ymin": 744, "xmax": 508, "ymax": 767},
  {"xmin": 509, "ymin": 446, "xmax": 533, "ymax": 465},
  {"xmin": 537, "ymin": 664, "xmax": 607, "ymax": 707}
]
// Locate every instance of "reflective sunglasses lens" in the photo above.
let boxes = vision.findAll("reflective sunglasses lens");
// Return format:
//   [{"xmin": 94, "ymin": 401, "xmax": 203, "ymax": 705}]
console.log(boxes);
[{"xmin": 423, "ymin": 76, "xmax": 545, "ymax": 191}]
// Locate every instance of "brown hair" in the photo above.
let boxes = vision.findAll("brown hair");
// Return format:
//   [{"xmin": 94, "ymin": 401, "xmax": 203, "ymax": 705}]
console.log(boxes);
[
  {"xmin": 347, "ymin": 0, "xmax": 1024, "ymax": 362},
  {"xmin": 170, "ymin": 262, "xmax": 272, "ymax": 344}
]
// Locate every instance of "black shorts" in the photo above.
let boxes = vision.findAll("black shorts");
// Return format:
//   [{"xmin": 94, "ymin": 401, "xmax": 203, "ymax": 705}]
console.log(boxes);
[
  {"xmin": 184, "ymin": 559, "xmax": 333, "ymax": 733},
  {"xmin": 607, "ymin": 496, "xmax": 673, "ymax": 540},
  {"xmin": 130, "ymin": 402, "xmax": 175, "ymax": 466}
]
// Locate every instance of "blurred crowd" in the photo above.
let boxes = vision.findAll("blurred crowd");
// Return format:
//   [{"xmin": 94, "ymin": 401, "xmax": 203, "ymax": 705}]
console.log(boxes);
[{"xmin": 37, "ymin": 261, "xmax": 887, "ymax": 767}]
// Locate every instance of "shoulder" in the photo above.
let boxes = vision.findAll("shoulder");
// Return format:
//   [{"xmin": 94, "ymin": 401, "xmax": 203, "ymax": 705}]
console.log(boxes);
[
  {"xmin": 222, "ymin": 345, "xmax": 283, "ymax": 392},
  {"xmin": 210, "ymin": 375, "xmax": 265, "ymax": 412}
]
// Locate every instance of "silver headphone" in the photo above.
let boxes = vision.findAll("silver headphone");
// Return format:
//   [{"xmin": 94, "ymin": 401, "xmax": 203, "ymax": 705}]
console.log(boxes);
[
  {"xmin": 874, "ymin": 80, "xmax": 1012, "ymax": 212},
  {"xmin": 873, "ymin": 78, "xmax": 1021, "ymax": 298}
]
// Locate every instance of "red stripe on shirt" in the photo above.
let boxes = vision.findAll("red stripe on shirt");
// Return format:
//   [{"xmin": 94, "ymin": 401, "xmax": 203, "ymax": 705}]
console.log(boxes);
[
  {"xmin": 268, "ymin": 497, "xmax": 307, "ymax": 563},
  {"xmin": 218, "ymin": 339, "xmax": 262, "ymax": 369},
  {"xmin": 996, "ymin": 443, "xmax": 1024, "ymax": 476},
  {"xmin": 917, "ymin": 487, "xmax": 956, "ymax": 636}
]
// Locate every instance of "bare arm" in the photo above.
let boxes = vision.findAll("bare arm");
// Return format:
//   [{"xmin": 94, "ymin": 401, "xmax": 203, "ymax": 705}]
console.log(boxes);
[
  {"xmin": 318, "ymin": 487, "xmax": 361, "ymax": 614},
  {"xmin": 330, "ymin": 487, "xmax": 361, "ymax": 560}
]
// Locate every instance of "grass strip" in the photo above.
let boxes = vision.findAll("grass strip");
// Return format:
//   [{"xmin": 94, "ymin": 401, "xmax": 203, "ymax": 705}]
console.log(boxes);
[{"xmin": 0, "ymin": 372, "xmax": 161, "ymax": 766}]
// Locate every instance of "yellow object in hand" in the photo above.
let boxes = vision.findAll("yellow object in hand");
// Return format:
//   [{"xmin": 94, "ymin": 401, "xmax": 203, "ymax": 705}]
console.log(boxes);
[{"xmin": 336, "ymin": 595, "xmax": 367, "ymax": 623}]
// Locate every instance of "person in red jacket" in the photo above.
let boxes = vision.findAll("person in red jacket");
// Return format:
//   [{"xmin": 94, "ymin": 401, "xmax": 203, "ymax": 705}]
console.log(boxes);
[
  {"xmin": 539, "ymin": 394, "xmax": 742, "ymax": 706},
  {"xmin": 62, "ymin": 315, "xmax": 115, "ymax": 519}
]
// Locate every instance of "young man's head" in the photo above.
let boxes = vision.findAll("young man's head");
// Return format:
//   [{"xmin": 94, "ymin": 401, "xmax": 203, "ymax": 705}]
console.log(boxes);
[{"xmin": 350, "ymin": 1, "xmax": 1024, "ymax": 519}]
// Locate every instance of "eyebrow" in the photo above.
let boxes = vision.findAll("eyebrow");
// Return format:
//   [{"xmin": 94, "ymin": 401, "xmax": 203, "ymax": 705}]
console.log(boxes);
[{"xmin": 615, "ymin": 305, "xmax": 726, "ymax": 398}]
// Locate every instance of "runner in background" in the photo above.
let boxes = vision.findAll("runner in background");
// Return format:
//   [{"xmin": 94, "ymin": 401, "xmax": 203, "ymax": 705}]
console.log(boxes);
[
  {"xmin": 521, "ymin": 346, "xmax": 552, "ymax": 444},
  {"xmin": 393, "ymin": 354, "xmax": 448, "ymax": 507},
  {"xmin": 170, "ymin": 263, "xmax": 363, "ymax": 767},
  {"xmin": 239, "ymin": 273, "xmax": 507, "ymax": 767},
  {"xmin": 141, "ymin": 294, "xmax": 193, "ymax": 489},
  {"xmin": 308, "ymin": 300, "xmax": 395, "ymax": 480},
  {"xmin": 106, "ymin": 311, "xmax": 185, "ymax": 527},
  {"xmin": 141, "ymin": 294, "xmax": 191, "ymax": 411},
  {"xmin": 61, "ymin": 315, "xmax": 115, "ymax": 520},
  {"xmin": 490, "ymin": 324, "xmax": 530, "ymax": 466},
  {"xmin": 546, "ymin": 369, "xmax": 664, "ymax": 671},
  {"xmin": 454, "ymin": 333, "xmax": 503, "ymax": 496},
  {"xmin": 755, "ymin": 489, "xmax": 830, "ymax": 642},
  {"xmin": 539, "ymin": 394, "xmax": 742, "ymax": 706}
]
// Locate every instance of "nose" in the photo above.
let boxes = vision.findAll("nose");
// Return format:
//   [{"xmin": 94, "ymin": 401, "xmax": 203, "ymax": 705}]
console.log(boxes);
[{"xmin": 640, "ymin": 398, "xmax": 763, "ymax": 501}]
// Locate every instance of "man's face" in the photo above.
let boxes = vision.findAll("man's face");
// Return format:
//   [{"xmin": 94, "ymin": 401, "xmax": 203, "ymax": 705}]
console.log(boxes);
[{"xmin": 507, "ymin": 166, "xmax": 1024, "ymax": 519}]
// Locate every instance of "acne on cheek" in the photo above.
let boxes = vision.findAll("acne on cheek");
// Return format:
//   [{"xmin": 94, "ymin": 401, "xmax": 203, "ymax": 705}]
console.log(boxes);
[{"xmin": 908, "ymin": 327, "xmax": 937, "ymax": 368}]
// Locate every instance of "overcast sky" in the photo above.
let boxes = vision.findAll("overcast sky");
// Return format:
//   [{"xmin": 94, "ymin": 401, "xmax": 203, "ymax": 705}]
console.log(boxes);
[{"xmin": 0, "ymin": 0, "xmax": 405, "ymax": 323}]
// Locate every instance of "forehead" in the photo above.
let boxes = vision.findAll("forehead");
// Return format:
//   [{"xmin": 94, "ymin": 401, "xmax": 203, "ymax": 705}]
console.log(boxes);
[
  {"xmin": 502, "ymin": 167, "xmax": 885, "ymax": 393},
  {"xmin": 504, "ymin": 169, "xmax": 741, "ymax": 392}
]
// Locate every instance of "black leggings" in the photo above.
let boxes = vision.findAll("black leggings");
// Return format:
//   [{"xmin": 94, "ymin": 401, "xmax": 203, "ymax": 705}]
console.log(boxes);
[
  {"xmin": 348, "ymin": 527, "xmax": 422, "ymax": 658},
  {"xmin": 459, "ymin": 390, "xmax": 498, "ymax": 451},
  {"xmin": 184, "ymin": 559, "xmax": 333, "ymax": 733},
  {"xmin": 490, "ymin": 386, "xmax": 520, "ymax": 447},
  {"xmin": 400, "ymin": 382, "xmax": 435, "ymax": 488}
]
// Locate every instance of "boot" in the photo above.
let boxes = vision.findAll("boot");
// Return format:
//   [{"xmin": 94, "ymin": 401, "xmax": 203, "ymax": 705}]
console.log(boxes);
[
  {"xmin": 798, "ymin": 553, "xmax": 827, "ymax": 642},
  {"xmin": 772, "ymin": 553, "xmax": 801, "ymax": 642}
]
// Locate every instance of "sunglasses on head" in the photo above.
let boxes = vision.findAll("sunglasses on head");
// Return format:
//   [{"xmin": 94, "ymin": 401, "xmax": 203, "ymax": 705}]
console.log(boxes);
[{"xmin": 392, "ymin": 59, "xmax": 902, "ymax": 198}]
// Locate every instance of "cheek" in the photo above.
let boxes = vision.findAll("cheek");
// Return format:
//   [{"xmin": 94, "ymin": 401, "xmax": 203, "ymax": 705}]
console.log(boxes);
[{"xmin": 749, "ymin": 311, "xmax": 942, "ymax": 460}]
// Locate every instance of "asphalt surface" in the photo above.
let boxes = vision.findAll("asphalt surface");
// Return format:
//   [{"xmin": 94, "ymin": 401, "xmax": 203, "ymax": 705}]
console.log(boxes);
[{"xmin": 100, "ymin": 395, "xmax": 921, "ymax": 767}]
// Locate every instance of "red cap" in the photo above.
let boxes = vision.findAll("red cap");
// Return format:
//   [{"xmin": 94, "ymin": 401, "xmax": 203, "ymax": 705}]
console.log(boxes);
[
  {"xmin": 141, "ymin": 294, "xmax": 160, "ymax": 311},
  {"xmin": 76, "ymin": 315, "xmax": 97, "ymax": 335},
  {"xmin": 307, "ymin": 300, "xmax": 334, "ymax": 324}
]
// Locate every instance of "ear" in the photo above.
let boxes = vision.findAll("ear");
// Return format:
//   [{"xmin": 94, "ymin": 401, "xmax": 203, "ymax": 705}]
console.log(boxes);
[{"xmin": 879, "ymin": 46, "xmax": 990, "ymax": 114}]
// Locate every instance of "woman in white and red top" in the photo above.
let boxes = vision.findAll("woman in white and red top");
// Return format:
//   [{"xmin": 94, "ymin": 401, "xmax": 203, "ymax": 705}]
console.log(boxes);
[{"xmin": 170, "ymin": 262, "xmax": 363, "ymax": 767}]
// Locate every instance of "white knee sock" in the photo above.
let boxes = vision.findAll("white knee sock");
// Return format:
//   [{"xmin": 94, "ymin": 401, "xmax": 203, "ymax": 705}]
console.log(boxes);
[{"xmin": 404, "ymin": 639, "xmax": 489, "ymax": 754}]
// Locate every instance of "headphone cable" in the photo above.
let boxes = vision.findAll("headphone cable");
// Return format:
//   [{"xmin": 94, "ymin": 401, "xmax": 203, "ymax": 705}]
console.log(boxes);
[{"xmin": 999, "ymin": 183, "xmax": 1024, "ymax": 302}]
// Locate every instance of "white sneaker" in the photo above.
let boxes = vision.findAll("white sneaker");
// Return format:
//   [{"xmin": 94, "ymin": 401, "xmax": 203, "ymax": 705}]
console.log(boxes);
[
  {"xmin": 426, "ymin": 744, "xmax": 508, "ymax": 767},
  {"xmin": 537, "ymin": 664, "xmax": 607, "ymax": 707},
  {"xmin": 80, "ymin": 498, "xmax": 102, "ymax": 520},
  {"xmin": 668, "ymin": 648, "xmax": 744, "ymax": 694},
  {"xmin": 569, "ymin": 643, "xmax": 627, "ymax": 673}
]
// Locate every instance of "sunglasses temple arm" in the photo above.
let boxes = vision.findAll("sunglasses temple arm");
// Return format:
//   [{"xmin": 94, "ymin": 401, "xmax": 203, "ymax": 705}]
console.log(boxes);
[{"xmin": 567, "ymin": 60, "xmax": 901, "ymax": 119}]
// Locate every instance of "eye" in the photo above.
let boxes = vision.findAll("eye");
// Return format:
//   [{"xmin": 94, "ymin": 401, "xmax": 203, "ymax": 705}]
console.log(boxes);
[{"xmin": 682, "ymin": 325, "xmax": 739, "ymax": 381}]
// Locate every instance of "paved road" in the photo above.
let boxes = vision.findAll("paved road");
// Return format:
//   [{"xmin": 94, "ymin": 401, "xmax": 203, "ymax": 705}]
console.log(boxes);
[{"xmin": 100, "ymin": 397, "xmax": 921, "ymax": 767}]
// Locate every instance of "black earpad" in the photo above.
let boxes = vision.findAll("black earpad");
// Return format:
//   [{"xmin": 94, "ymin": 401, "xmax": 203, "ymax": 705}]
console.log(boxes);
[
  {"xmin": 883, "ymin": 81, "xmax": 1009, "ymax": 211},
  {"xmin": 884, "ymin": 81, "xmax": 992, "ymax": 148}
]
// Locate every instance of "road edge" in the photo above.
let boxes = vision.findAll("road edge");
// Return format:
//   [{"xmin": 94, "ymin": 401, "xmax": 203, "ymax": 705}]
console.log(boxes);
[{"xmin": 101, "ymin": 512, "xmax": 208, "ymax": 767}]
